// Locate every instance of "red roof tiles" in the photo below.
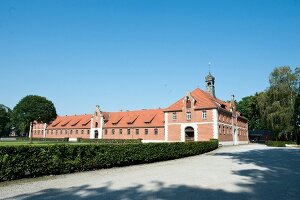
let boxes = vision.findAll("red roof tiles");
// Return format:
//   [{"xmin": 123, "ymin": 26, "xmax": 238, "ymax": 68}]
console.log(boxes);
[
  {"xmin": 166, "ymin": 88, "xmax": 230, "ymax": 111},
  {"xmin": 104, "ymin": 109, "xmax": 164, "ymax": 128},
  {"xmin": 47, "ymin": 114, "xmax": 92, "ymax": 129}
]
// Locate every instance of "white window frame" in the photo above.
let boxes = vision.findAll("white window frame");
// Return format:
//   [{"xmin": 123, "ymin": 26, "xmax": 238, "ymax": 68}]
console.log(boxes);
[
  {"xmin": 202, "ymin": 111, "xmax": 207, "ymax": 119},
  {"xmin": 187, "ymin": 112, "xmax": 192, "ymax": 120},
  {"xmin": 172, "ymin": 112, "xmax": 177, "ymax": 121}
]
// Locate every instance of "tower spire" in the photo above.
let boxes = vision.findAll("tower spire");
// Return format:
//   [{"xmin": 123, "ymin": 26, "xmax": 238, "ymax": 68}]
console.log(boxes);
[{"xmin": 205, "ymin": 63, "xmax": 216, "ymax": 98}]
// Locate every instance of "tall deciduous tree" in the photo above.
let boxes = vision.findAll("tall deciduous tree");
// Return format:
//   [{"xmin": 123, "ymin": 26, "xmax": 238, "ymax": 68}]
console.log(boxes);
[
  {"xmin": 12, "ymin": 95, "xmax": 57, "ymax": 142},
  {"xmin": 259, "ymin": 66, "xmax": 299, "ymax": 140},
  {"xmin": 236, "ymin": 93, "xmax": 265, "ymax": 130},
  {"xmin": 0, "ymin": 104, "xmax": 11, "ymax": 137}
]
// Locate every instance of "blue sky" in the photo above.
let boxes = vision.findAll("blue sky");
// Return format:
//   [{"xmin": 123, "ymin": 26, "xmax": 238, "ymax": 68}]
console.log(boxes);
[{"xmin": 0, "ymin": 0, "xmax": 299, "ymax": 115}]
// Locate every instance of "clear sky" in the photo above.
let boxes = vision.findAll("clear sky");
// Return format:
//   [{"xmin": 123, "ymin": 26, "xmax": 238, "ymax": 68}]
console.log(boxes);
[{"xmin": 0, "ymin": 0, "xmax": 299, "ymax": 115}]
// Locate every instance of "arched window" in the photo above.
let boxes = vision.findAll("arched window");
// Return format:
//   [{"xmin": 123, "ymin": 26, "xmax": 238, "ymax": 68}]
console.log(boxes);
[{"xmin": 95, "ymin": 122, "xmax": 98, "ymax": 128}]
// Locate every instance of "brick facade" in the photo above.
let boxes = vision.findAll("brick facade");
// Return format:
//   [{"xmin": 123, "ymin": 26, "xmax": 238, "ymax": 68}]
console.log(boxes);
[{"xmin": 31, "ymin": 72, "xmax": 249, "ymax": 145}]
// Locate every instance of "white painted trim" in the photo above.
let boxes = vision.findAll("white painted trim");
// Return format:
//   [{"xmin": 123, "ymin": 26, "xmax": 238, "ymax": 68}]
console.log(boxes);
[
  {"xmin": 29, "ymin": 122, "xmax": 32, "ymax": 139},
  {"xmin": 90, "ymin": 117, "xmax": 94, "ymax": 139},
  {"xmin": 180, "ymin": 123, "xmax": 198, "ymax": 142},
  {"xmin": 212, "ymin": 109, "xmax": 218, "ymax": 139},
  {"xmin": 169, "ymin": 122, "xmax": 214, "ymax": 125},
  {"xmin": 164, "ymin": 113, "xmax": 169, "ymax": 142},
  {"xmin": 43, "ymin": 123, "xmax": 47, "ymax": 138}
]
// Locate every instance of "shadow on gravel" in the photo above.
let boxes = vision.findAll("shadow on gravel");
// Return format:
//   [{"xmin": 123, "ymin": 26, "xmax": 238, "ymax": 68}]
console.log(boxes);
[{"xmin": 7, "ymin": 147, "xmax": 300, "ymax": 200}]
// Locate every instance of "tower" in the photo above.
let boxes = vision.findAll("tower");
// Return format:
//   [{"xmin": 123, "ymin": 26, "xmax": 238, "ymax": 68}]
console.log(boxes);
[{"xmin": 205, "ymin": 72, "xmax": 216, "ymax": 98}]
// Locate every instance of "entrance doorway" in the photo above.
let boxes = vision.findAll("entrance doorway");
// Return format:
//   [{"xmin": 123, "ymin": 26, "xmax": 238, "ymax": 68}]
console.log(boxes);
[
  {"xmin": 94, "ymin": 130, "xmax": 99, "ymax": 139},
  {"xmin": 185, "ymin": 127, "xmax": 195, "ymax": 141}
]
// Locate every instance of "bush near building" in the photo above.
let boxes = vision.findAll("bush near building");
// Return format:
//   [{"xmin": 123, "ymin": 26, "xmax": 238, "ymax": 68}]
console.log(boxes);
[
  {"xmin": 265, "ymin": 140, "xmax": 296, "ymax": 147},
  {"xmin": 0, "ymin": 140, "xmax": 218, "ymax": 182}
]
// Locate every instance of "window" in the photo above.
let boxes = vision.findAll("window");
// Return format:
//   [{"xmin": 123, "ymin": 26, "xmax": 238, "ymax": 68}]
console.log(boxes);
[
  {"xmin": 172, "ymin": 112, "xmax": 177, "ymax": 120},
  {"xmin": 145, "ymin": 129, "xmax": 148, "ymax": 135},
  {"xmin": 112, "ymin": 129, "xmax": 115, "ymax": 135},
  {"xmin": 60, "ymin": 129, "xmax": 63, "ymax": 134},
  {"xmin": 70, "ymin": 130, "xmax": 73, "ymax": 134},
  {"xmin": 76, "ymin": 130, "xmax": 78, "ymax": 134},
  {"xmin": 136, "ymin": 129, "xmax": 139, "ymax": 135},
  {"xmin": 119, "ymin": 129, "xmax": 122, "ymax": 134},
  {"xmin": 127, "ymin": 128, "xmax": 131, "ymax": 135},
  {"xmin": 95, "ymin": 122, "xmax": 98, "ymax": 128},
  {"xmin": 81, "ymin": 129, "xmax": 84, "ymax": 134},
  {"xmin": 187, "ymin": 112, "xmax": 192, "ymax": 120},
  {"xmin": 202, "ymin": 111, "xmax": 207, "ymax": 119},
  {"xmin": 223, "ymin": 126, "xmax": 225, "ymax": 135},
  {"xmin": 154, "ymin": 128, "xmax": 158, "ymax": 135},
  {"xmin": 105, "ymin": 129, "xmax": 108, "ymax": 135},
  {"xmin": 87, "ymin": 130, "xmax": 90, "ymax": 134}
]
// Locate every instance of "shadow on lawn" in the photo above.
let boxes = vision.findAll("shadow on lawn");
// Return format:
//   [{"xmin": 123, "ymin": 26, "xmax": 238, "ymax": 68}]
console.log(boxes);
[{"xmin": 7, "ymin": 147, "xmax": 300, "ymax": 200}]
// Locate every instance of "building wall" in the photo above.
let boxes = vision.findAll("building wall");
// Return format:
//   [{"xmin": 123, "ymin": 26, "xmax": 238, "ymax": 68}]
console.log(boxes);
[{"xmin": 102, "ymin": 127, "xmax": 164, "ymax": 140}]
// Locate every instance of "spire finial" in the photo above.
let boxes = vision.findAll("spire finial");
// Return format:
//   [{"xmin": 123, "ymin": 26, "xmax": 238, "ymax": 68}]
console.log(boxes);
[{"xmin": 208, "ymin": 62, "xmax": 212, "ymax": 74}]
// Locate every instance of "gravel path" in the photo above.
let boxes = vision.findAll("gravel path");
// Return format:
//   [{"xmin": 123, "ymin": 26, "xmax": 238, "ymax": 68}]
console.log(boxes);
[{"xmin": 1, "ymin": 144, "xmax": 299, "ymax": 200}]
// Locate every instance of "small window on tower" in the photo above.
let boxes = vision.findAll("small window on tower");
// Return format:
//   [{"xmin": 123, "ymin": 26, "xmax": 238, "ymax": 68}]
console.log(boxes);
[
  {"xmin": 172, "ymin": 112, "xmax": 177, "ymax": 121},
  {"xmin": 202, "ymin": 111, "xmax": 207, "ymax": 119},
  {"xmin": 187, "ymin": 112, "xmax": 192, "ymax": 120}
]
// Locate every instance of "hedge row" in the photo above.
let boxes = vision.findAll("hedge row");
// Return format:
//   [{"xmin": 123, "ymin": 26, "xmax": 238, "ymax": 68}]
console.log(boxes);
[
  {"xmin": 15, "ymin": 137, "xmax": 142, "ymax": 144},
  {"xmin": 78, "ymin": 138, "xmax": 142, "ymax": 144},
  {"xmin": 0, "ymin": 140, "xmax": 218, "ymax": 181},
  {"xmin": 265, "ymin": 140, "xmax": 296, "ymax": 147}
]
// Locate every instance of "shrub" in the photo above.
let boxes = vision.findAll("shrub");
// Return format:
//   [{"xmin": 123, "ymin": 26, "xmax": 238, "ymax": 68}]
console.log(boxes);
[
  {"xmin": 0, "ymin": 140, "xmax": 218, "ymax": 181},
  {"xmin": 78, "ymin": 138, "xmax": 142, "ymax": 144},
  {"xmin": 265, "ymin": 140, "xmax": 296, "ymax": 147}
]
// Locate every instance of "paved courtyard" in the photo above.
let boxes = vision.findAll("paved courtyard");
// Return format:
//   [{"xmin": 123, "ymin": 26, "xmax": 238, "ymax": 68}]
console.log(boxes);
[{"xmin": 0, "ymin": 144, "xmax": 299, "ymax": 200}]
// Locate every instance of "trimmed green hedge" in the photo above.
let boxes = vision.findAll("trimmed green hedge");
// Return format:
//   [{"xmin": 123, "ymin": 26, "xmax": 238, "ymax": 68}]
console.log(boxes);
[
  {"xmin": 14, "ymin": 137, "xmax": 142, "ymax": 144},
  {"xmin": 265, "ymin": 141, "xmax": 296, "ymax": 147},
  {"xmin": 0, "ymin": 140, "xmax": 218, "ymax": 181},
  {"xmin": 78, "ymin": 138, "xmax": 142, "ymax": 144}
]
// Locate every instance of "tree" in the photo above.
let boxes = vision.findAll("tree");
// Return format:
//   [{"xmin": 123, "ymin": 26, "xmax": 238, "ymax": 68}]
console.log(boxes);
[
  {"xmin": 12, "ymin": 95, "xmax": 57, "ymax": 142},
  {"xmin": 0, "ymin": 104, "xmax": 11, "ymax": 137},
  {"xmin": 294, "ymin": 87, "xmax": 300, "ymax": 144},
  {"xmin": 236, "ymin": 93, "xmax": 265, "ymax": 130},
  {"xmin": 259, "ymin": 66, "xmax": 300, "ymax": 140}
]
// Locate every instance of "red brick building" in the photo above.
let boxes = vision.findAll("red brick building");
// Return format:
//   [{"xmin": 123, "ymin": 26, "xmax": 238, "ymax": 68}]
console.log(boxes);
[{"xmin": 31, "ymin": 72, "xmax": 249, "ymax": 145}]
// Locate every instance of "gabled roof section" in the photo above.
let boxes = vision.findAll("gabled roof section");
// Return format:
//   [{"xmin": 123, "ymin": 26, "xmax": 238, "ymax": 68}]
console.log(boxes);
[
  {"xmin": 165, "ymin": 88, "xmax": 230, "ymax": 112},
  {"xmin": 47, "ymin": 114, "xmax": 92, "ymax": 129},
  {"xmin": 104, "ymin": 109, "xmax": 164, "ymax": 128}
]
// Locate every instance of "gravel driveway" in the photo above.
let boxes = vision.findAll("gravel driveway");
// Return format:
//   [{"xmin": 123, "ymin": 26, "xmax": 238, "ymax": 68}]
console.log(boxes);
[{"xmin": 1, "ymin": 144, "xmax": 299, "ymax": 200}]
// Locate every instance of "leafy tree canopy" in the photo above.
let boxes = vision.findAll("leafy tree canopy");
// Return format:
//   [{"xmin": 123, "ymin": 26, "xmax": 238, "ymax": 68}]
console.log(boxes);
[
  {"xmin": 260, "ymin": 66, "xmax": 299, "ymax": 140},
  {"xmin": 0, "ymin": 104, "xmax": 11, "ymax": 136},
  {"xmin": 12, "ymin": 95, "xmax": 57, "ymax": 133},
  {"xmin": 236, "ymin": 92, "xmax": 265, "ymax": 130}
]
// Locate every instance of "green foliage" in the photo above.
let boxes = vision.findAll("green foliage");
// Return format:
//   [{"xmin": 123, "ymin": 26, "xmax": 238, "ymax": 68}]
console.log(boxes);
[
  {"xmin": 258, "ymin": 66, "xmax": 299, "ymax": 140},
  {"xmin": 293, "ymin": 84, "xmax": 300, "ymax": 144},
  {"xmin": 265, "ymin": 140, "xmax": 296, "ymax": 147},
  {"xmin": 0, "ymin": 105, "xmax": 11, "ymax": 137},
  {"xmin": 0, "ymin": 140, "xmax": 218, "ymax": 181},
  {"xmin": 78, "ymin": 138, "xmax": 142, "ymax": 144},
  {"xmin": 236, "ymin": 93, "xmax": 265, "ymax": 130},
  {"xmin": 12, "ymin": 95, "xmax": 57, "ymax": 134}
]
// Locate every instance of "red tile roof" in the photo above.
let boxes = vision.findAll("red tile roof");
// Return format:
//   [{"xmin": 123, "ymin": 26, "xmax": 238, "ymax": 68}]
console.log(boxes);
[
  {"xmin": 47, "ymin": 114, "xmax": 92, "ymax": 129},
  {"xmin": 104, "ymin": 109, "xmax": 164, "ymax": 128},
  {"xmin": 166, "ymin": 88, "xmax": 230, "ymax": 111}
]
